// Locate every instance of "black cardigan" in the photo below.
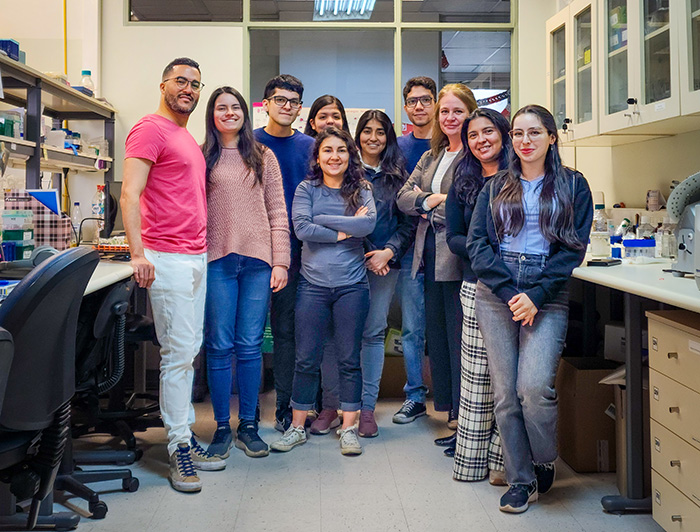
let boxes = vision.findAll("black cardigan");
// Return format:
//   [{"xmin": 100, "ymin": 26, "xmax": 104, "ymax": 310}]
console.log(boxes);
[{"xmin": 466, "ymin": 168, "xmax": 593, "ymax": 309}]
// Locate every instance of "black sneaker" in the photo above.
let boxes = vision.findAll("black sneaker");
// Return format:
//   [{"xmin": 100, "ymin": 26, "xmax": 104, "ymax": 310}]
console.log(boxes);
[
  {"xmin": 535, "ymin": 462, "xmax": 556, "ymax": 494},
  {"xmin": 235, "ymin": 420, "xmax": 269, "ymax": 458},
  {"xmin": 207, "ymin": 426, "xmax": 233, "ymax": 459},
  {"xmin": 499, "ymin": 482, "xmax": 538, "ymax": 513},
  {"xmin": 392, "ymin": 400, "xmax": 427, "ymax": 424},
  {"xmin": 274, "ymin": 408, "xmax": 293, "ymax": 433}
]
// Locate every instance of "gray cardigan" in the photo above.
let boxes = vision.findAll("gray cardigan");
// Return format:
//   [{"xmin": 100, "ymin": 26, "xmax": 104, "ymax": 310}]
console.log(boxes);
[{"xmin": 396, "ymin": 149, "xmax": 463, "ymax": 282}]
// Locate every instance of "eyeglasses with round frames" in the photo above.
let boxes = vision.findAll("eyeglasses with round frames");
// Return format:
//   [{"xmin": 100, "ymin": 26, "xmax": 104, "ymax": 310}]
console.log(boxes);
[
  {"xmin": 267, "ymin": 96, "xmax": 302, "ymax": 109},
  {"xmin": 405, "ymin": 96, "xmax": 435, "ymax": 108},
  {"xmin": 162, "ymin": 77, "xmax": 204, "ymax": 92},
  {"xmin": 509, "ymin": 128, "xmax": 547, "ymax": 141}
]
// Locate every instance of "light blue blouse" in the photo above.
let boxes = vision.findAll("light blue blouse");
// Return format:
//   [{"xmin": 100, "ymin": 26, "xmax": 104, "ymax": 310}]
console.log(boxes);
[{"xmin": 500, "ymin": 175, "xmax": 551, "ymax": 256}]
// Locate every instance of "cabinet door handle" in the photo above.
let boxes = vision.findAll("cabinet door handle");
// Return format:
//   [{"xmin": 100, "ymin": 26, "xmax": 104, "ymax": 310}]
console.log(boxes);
[
  {"xmin": 667, "ymin": 352, "xmax": 678, "ymax": 359},
  {"xmin": 671, "ymin": 515, "xmax": 682, "ymax": 522},
  {"xmin": 669, "ymin": 406, "xmax": 680, "ymax": 413},
  {"xmin": 670, "ymin": 460, "xmax": 681, "ymax": 467}
]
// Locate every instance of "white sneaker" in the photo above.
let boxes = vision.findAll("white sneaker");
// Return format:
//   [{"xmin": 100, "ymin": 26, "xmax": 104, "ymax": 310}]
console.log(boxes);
[
  {"xmin": 270, "ymin": 425, "xmax": 307, "ymax": 452},
  {"xmin": 337, "ymin": 426, "xmax": 362, "ymax": 456}
]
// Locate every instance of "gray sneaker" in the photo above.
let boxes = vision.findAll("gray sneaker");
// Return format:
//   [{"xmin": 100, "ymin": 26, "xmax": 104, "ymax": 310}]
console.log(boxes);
[
  {"xmin": 337, "ymin": 426, "xmax": 362, "ymax": 456},
  {"xmin": 169, "ymin": 443, "xmax": 202, "ymax": 493},
  {"xmin": 190, "ymin": 435, "xmax": 226, "ymax": 471},
  {"xmin": 270, "ymin": 425, "xmax": 307, "ymax": 452}
]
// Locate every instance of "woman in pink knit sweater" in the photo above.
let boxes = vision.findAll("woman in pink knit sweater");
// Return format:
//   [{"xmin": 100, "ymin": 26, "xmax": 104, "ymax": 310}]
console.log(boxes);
[{"xmin": 201, "ymin": 86, "xmax": 290, "ymax": 460}]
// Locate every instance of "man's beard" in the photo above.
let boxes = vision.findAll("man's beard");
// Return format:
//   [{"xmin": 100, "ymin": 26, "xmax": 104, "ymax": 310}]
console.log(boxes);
[{"xmin": 165, "ymin": 91, "xmax": 198, "ymax": 115}]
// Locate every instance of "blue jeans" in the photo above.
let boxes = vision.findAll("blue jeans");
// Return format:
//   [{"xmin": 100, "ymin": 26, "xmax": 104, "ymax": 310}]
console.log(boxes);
[
  {"xmin": 361, "ymin": 268, "xmax": 400, "ymax": 411},
  {"xmin": 291, "ymin": 277, "xmax": 369, "ymax": 412},
  {"xmin": 205, "ymin": 253, "xmax": 271, "ymax": 424},
  {"xmin": 475, "ymin": 251, "xmax": 569, "ymax": 486},
  {"xmin": 398, "ymin": 247, "xmax": 427, "ymax": 403}
]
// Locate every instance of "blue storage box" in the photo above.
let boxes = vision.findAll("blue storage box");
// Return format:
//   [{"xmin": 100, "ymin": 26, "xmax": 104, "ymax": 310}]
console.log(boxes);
[{"xmin": 0, "ymin": 39, "xmax": 20, "ymax": 61}]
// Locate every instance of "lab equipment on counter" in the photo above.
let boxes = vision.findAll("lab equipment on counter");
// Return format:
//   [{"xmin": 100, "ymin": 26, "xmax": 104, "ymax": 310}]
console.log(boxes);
[{"xmin": 666, "ymin": 171, "xmax": 700, "ymax": 283}]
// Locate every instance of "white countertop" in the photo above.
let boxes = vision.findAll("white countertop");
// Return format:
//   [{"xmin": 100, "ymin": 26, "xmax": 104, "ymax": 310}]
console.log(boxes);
[
  {"xmin": 572, "ymin": 258, "xmax": 700, "ymax": 313},
  {"xmin": 85, "ymin": 260, "xmax": 133, "ymax": 295}
]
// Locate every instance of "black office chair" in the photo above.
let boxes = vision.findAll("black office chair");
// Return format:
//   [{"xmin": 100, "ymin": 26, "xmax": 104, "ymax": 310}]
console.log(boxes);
[
  {"xmin": 56, "ymin": 279, "xmax": 140, "ymax": 520},
  {"xmin": 0, "ymin": 246, "xmax": 99, "ymax": 531}
]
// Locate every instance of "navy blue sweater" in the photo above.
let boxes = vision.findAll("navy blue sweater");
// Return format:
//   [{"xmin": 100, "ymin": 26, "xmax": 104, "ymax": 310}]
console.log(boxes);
[
  {"xmin": 364, "ymin": 167, "xmax": 416, "ymax": 268},
  {"xmin": 466, "ymin": 168, "xmax": 593, "ymax": 309}
]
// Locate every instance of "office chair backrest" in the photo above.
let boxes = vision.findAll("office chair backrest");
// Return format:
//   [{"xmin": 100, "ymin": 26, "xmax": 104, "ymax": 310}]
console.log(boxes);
[
  {"xmin": 0, "ymin": 247, "xmax": 99, "ymax": 431},
  {"xmin": 0, "ymin": 328, "xmax": 13, "ymax": 416}
]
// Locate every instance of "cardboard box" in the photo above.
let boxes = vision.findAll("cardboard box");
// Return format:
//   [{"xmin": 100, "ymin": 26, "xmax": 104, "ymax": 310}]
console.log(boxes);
[
  {"xmin": 556, "ymin": 357, "xmax": 620, "ymax": 472},
  {"xmin": 379, "ymin": 355, "xmax": 432, "ymax": 399}
]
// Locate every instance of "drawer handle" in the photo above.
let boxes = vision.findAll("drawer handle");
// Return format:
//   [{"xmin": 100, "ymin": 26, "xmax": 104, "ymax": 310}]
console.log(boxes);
[
  {"xmin": 671, "ymin": 515, "xmax": 682, "ymax": 522},
  {"xmin": 667, "ymin": 352, "xmax": 678, "ymax": 359},
  {"xmin": 669, "ymin": 406, "xmax": 681, "ymax": 414},
  {"xmin": 670, "ymin": 460, "xmax": 681, "ymax": 467}
]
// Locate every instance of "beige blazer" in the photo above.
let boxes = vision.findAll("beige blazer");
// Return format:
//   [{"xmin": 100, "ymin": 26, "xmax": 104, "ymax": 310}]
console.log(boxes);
[{"xmin": 396, "ymin": 149, "xmax": 463, "ymax": 282}]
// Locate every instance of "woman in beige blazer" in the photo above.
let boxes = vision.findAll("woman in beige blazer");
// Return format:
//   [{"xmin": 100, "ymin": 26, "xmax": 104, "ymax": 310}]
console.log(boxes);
[{"xmin": 396, "ymin": 83, "xmax": 477, "ymax": 430}]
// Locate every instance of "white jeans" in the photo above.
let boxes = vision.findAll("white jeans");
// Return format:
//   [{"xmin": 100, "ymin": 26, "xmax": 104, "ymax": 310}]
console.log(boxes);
[{"xmin": 144, "ymin": 249, "xmax": 207, "ymax": 456}]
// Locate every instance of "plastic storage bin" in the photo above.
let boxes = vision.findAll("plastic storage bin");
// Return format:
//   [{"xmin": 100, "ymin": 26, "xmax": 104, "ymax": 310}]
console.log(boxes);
[
  {"xmin": 0, "ymin": 39, "xmax": 19, "ymax": 61},
  {"xmin": 623, "ymin": 239, "xmax": 655, "ymax": 259}
]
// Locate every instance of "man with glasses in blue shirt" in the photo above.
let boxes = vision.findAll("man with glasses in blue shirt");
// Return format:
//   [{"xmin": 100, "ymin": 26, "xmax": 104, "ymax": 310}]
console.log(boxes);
[
  {"xmin": 391, "ymin": 76, "xmax": 437, "ymax": 425},
  {"xmin": 254, "ymin": 75, "xmax": 314, "ymax": 433}
]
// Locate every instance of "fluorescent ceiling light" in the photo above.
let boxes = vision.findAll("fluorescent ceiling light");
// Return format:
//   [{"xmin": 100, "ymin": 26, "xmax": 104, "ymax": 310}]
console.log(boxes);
[{"xmin": 313, "ymin": 0, "xmax": 376, "ymax": 21}]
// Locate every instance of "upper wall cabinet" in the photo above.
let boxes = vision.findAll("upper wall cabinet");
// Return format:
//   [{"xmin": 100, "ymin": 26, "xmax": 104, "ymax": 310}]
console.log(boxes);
[
  {"xmin": 546, "ymin": 0, "xmax": 599, "ymax": 141},
  {"xmin": 599, "ymin": 0, "xmax": 680, "ymax": 133},
  {"xmin": 679, "ymin": 0, "xmax": 700, "ymax": 114}
]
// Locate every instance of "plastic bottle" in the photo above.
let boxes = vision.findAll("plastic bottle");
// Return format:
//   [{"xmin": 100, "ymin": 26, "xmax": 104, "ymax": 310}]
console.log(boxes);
[
  {"xmin": 80, "ymin": 70, "xmax": 95, "ymax": 94},
  {"xmin": 71, "ymin": 202, "xmax": 82, "ymax": 246},
  {"xmin": 592, "ymin": 204, "xmax": 607, "ymax": 232},
  {"xmin": 636, "ymin": 216, "xmax": 654, "ymax": 239},
  {"xmin": 91, "ymin": 184, "xmax": 105, "ymax": 236}
]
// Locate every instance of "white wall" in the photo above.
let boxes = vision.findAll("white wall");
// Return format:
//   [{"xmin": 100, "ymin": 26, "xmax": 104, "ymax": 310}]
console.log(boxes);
[{"xmin": 100, "ymin": 1, "xmax": 245, "ymax": 182}]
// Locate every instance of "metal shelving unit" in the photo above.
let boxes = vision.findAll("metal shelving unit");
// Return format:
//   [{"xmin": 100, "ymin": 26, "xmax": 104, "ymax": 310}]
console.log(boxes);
[{"xmin": 0, "ymin": 54, "xmax": 117, "ymax": 222}]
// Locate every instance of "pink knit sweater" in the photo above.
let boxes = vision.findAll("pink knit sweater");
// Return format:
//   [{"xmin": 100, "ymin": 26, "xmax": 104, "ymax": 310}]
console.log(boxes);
[{"xmin": 206, "ymin": 147, "xmax": 290, "ymax": 268}]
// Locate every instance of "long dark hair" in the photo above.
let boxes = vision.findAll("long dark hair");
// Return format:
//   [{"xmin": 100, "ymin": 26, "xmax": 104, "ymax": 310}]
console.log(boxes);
[
  {"xmin": 431, "ymin": 83, "xmax": 478, "ymax": 157},
  {"xmin": 202, "ymin": 86, "xmax": 264, "ymax": 185},
  {"xmin": 492, "ymin": 104, "xmax": 583, "ymax": 250},
  {"xmin": 304, "ymin": 95, "xmax": 350, "ymax": 137},
  {"xmin": 354, "ymin": 110, "xmax": 408, "ymax": 197},
  {"xmin": 453, "ymin": 108, "xmax": 512, "ymax": 206},
  {"xmin": 307, "ymin": 127, "xmax": 370, "ymax": 213}
]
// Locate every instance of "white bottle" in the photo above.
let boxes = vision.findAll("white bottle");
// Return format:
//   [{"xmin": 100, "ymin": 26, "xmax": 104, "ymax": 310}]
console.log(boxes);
[
  {"xmin": 636, "ymin": 216, "xmax": 654, "ymax": 239},
  {"xmin": 80, "ymin": 70, "xmax": 95, "ymax": 94},
  {"xmin": 91, "ymin": 184, "xmax": 105, "ymax": 237},
  {"xmin": 71, "ymin": 202, "xmax": 82, "ymax": 245}
]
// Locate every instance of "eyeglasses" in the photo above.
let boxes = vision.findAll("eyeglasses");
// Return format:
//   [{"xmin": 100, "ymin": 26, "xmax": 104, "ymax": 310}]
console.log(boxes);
[
  {"xmin": 267, "ymin": 96, "xmax": 302, "ymax": 109},
  {"xmin": 162, "ymin": 77, "xmax": 204, "ymax": 92},
  {"xmin": 405, "ymin": 96, "xmax": 434, "ymax": 108},
  {"xmin": 509, "ymin": 128, "xmax": 547, "ymax": 141}
]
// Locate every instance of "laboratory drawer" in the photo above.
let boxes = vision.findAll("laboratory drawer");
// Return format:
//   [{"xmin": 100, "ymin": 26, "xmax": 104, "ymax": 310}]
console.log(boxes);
[
  {"xmin": 651, "ymin": 419, "xmax": 700, "ymax": 506},
  {"xmin": 647, "ymin": 311, "xmax": 700, "ymax": 393},
  {"xmin": 652, "ymin": 470, "xmax": 700, "ymax": 531},
  {"xmin": 650, "ymin": 369, "xmax": 700, "ymax": 452}
]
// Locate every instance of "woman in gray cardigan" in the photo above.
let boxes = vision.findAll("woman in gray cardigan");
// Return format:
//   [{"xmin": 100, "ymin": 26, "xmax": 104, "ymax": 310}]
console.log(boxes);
[{"xmin": 396, "ymin": 83, "xmax": 477, "ymax": 430}]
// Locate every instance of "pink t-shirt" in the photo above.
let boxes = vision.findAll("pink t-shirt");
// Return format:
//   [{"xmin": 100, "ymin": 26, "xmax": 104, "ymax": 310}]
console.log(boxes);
[{"xmin": 124, "ymin": 114, "xmax": 207, "ymax": 254}]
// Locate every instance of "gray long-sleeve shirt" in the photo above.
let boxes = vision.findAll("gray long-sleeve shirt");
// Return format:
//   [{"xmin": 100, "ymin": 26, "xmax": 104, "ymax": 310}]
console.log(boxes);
[{"xmin": 292, "ymin": 180, "xmax": 377, "ymax": 288}]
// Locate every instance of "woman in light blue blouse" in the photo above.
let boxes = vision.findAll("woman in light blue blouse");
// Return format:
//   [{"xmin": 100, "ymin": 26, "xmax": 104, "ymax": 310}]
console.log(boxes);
[{"xmin": 270, "ymin": 127, "xmax": 376, "ymax": 457}]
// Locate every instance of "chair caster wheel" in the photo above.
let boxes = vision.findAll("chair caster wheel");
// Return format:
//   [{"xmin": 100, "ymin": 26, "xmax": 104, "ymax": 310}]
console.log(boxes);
[
  {"xmin": 89, "ymin": 500, "xmax": 108, "ymax": 519},
  {"xmin": 122, "ymin": 477, "xmax": 139, "ymax": 492},
  {"xmin": 134, "ymin": 448, "xmax": 144, "ymax": 461}
]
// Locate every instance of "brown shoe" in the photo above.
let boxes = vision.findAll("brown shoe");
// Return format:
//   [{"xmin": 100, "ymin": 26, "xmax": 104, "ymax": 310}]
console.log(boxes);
[
  {"xmin": 358, "ymin": 410, "xmax": 378, "ymax": 438},
  {"xmin": 489, "ymin": 469, "xmax": 507, "ymax": 486},
  {"xmin": 169, "ymin": 443, "xmax": 202, "ymax": 493},
  {"xmin": 309, "ymin": 409, "xmax": 340, "ymax": 435}
]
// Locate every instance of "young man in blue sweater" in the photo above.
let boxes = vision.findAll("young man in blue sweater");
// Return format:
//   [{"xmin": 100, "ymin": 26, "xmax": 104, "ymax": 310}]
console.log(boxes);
[
  {"xmin": 254, "ymin": 75, "xmax": 314, "ymax": 432},
  {"xmin": 392, "ymin": 76, "xmax": 437, "ymax": 425}
]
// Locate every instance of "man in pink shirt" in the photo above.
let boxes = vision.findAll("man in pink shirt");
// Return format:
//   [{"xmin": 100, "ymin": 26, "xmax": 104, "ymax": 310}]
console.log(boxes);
[{"xmin": 120, "ymin": 57, "xmax": 224, "ymax": 493}]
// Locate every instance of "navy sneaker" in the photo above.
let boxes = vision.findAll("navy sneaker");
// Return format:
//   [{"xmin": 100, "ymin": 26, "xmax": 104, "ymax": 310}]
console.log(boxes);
[
  {"xmin": 236, "ymin": 420, "xmax": 269, "ymax": 458},
  {"xmin": 207, "ymin": 426, "xmax": 233, "ymax": 459},
  {"xmin": 535, "ymin": 462, "xmax": 556, "ymax": 494},
  {"xmin": 392, "ymin": 400, "xmax": 427, "ymax": 424},
  {"xmin": 274, "ymin": 408, "xmax": 293, "ymax": 433},
  {"xmin": 499, "ymin": 482, "xmax": 538, "ymax": 513}
]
